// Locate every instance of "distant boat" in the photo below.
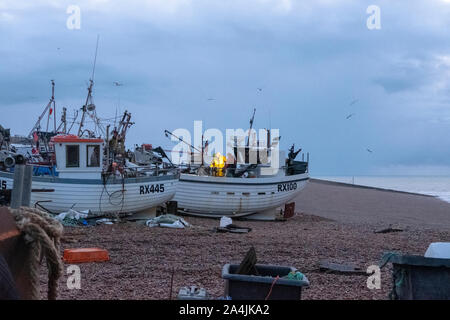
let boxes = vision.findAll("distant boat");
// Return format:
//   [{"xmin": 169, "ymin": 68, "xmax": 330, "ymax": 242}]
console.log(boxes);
[{"xmin": 0, "ymin": 134, "xmax": 178, "ymax": 214}]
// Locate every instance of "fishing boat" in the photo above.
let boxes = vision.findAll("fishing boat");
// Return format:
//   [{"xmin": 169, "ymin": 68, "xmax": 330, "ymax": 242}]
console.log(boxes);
[
  {"xmin": 0, "ymin": 133, "xmax": 178, "ymax": 214},
  {"xmin": 173, "ymin": 146, "xmax": 309, "ymax": 218},
  {"xmin": 144, "ymin": 109, "xmax": 310, "ymax": 218},
  {"xmin": 0, "ymin": 77, "xmax": 179, "ymax": 214}
]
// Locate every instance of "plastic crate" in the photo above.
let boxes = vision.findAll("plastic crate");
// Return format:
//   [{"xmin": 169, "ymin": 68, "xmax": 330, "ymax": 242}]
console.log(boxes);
[
  {"xmin": 384, "ymin": 253, "xmax": 450, "ymax": 300},
  {"xmin": 63, "ymin": 248, "xmax": 110, "ymax": 263},
  {"xmin": 222, "ymin": 264, "xmax": 309, "ymax": 300}
]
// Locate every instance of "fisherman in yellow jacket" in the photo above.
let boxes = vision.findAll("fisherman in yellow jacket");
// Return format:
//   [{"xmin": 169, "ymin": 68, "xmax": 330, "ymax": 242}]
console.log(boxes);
[{"xmin": 210, "ymin": 152, "xmax": 226, "ymax": 177}]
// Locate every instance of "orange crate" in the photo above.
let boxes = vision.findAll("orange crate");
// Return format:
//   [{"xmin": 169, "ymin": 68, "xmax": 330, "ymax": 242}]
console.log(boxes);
[{"xmin": 63, "ymin": 248, "xmax": 110, "ymax": 263}]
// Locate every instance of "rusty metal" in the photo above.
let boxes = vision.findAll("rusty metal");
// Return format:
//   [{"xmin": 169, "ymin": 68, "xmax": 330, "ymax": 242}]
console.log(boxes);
[
  {"xmin": 283, "ymin": 202, "xmax": 295, "ymax": 219},
  {"xmin": 0, "ymin": 207, "xmax": 33, "ymax": 299}
]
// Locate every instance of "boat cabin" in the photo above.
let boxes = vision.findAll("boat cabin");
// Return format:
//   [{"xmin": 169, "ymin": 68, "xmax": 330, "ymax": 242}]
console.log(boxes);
[{"xmin": 51, "ymin": 135, "xmax": 104, "ymax": 179}]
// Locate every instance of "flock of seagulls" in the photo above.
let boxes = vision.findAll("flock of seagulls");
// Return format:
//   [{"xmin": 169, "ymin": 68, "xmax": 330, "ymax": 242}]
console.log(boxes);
[
  {"xmin": 49, "ymin": 54, "xmax": 372, "ymax": 157},
  {"xmin": 205, "ymin": 89, "xmax": 373, "ymax": 154},
  {"xmin": 345, "ymin": 98, "xmax": 373, "ymax": 154}
]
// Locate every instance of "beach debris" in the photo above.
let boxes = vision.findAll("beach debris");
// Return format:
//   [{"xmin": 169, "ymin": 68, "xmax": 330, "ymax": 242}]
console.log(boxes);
[
  {"xmin": 319, "ymin": 260, "xmax": 366, "ymax": 275},
  {"xmin": 214, "ymin": 216, "xmax": 252, "ymax": 233},
  {"xmin": 214, "ymin": 224, "xmax": 252, "ymax": 234},
  {"xmin": 145, "ymin": 214, "xmax": 191, "ymax": 229},
  {"xmin": 282, "ymin": 271, "xmax": 306, "ymax": 281},
  {"xmin": 177, "ymin": 286, "xmax": 209, "ymax": 300},
  {"xmin": 219, "ymin": 226, "xmax": 251, "ymax": 233},
  {"xmin": 425, "ymin": 242, "xmax": 450, "ymax": 259},
  {"xmin": 63, "ymin": 248, "xmax": 110, "ymax": 263},
  {"xmin": 374, "ymin": 225, "xmax": 404, "ymax": 234},
  {"xmin": 237, "ymin": 247, "xmax": 258, "ymax": 275},
  {"xmin": 55, "ymin": 209, "xmax": 89, "ymax": 226},
  {"xmin": 169, "ymin": 267, "xmax": 175, "ymax": 300},
  {"xmin": 220, "ymin": 216, "xmax": 233, "ymax": 228},
  {"xmin": 95, "ymin": 218, "xmax": 117, "ymax": 225}
]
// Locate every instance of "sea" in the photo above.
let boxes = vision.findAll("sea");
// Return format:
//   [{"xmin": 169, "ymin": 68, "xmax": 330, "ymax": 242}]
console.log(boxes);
[{"xmin": 315, "ymin": 176, "xmax": 450, "ymax": 203}]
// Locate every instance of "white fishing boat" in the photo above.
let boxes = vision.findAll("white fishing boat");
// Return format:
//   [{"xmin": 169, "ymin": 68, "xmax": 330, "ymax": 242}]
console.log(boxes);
[
  {"xmin": 173, "ymin": 150, "xmax": 309, "ymax": 218},
  {"xmin": 160, "ymin": 115, "xmax": 310, "ymax": 217},
  {"xmin": 0, "ymin": 134, "xmax": 178, "ymax": 214},
  {"xmin": 175, "ymin": 174, "xmax": 308, "ymax": 217}
]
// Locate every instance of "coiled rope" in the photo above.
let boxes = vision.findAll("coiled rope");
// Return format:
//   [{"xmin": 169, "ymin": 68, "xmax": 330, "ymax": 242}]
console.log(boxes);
[{"xmin": 10, "ymin": 207, "xmax": 63, "ymax": 300}]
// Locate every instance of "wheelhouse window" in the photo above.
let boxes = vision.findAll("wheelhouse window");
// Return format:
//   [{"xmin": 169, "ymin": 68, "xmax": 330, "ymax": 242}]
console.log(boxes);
[
  {"xmin": 66, "ymin": 145, "xmax": 80, "ymax": 168},
  {"xmin": 87, "ymin": 145, "xmax": 100, "ymax": 167}
]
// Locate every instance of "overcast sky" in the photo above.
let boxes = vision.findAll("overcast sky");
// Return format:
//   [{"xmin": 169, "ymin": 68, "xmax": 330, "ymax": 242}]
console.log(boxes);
[{"xmin": 1, "ymin": 0, "xmax": 450, "ymax": 175}]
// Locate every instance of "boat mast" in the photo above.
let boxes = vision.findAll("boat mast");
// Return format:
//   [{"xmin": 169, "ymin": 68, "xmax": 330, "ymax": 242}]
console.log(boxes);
[
  {"xmin": 247, "ymin": 108, "xmax": 256, "ymax": 148},
  {"xmin": 77, "ymin": 79, "xmax": 94, "ymax": 136},
  {"xmin": 61, "ymin": 107, "xmax": 67, "ymax": 133},
  {"xmin": 28, "ymin": 80, "xmax": 56, "ymax": 138},
  {"xmin": 164, "ymin": 129, "xmax": 203, "ymax": 164},
  {"xmin": 78, "ymin": 35, "xmax": 100, "ymax": 137},
  {"xmin": 164, "ymin": 130, "xmax": 202, "ymax": 154}
]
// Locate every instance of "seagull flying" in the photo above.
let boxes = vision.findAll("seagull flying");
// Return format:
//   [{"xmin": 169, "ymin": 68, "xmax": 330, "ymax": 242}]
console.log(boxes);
[
  {"xmin": 366, "ymin": 148, "xmax": 373, "ymax": 153},
  {"xmin": 113, "ymin": 81, "xmax": 123, "ymax": 86},
  {"xmin": 346, "ymin": 113, "xmax": 355, "ymax": 120}
]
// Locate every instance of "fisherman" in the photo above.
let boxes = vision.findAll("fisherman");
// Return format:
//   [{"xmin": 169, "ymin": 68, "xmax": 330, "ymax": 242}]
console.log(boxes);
[
  {"xmin": 89, "ymin": 146, "xmax": 100, "ymax": 167},
  {"xmin": 210, "ymin": 152, "xmax": 226, "ymax": 177}
]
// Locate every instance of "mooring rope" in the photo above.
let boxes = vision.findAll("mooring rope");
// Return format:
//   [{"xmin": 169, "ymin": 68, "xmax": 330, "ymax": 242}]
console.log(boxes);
[{"xmin": 10, "ymin": 207, "xmax": 63, "ymax": 300}]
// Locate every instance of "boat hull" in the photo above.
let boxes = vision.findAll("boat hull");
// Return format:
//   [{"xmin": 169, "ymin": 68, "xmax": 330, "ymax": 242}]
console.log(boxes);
[
  {"xmin": 174, "ymin": 172, "xmax": 309, "ymax": 217},
  {"xmin": 0, "ymin": 171, "xmax": 178, "ymax": 214}
]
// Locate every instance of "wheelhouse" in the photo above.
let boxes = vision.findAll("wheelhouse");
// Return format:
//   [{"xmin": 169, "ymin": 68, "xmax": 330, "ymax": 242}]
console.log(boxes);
[{"xmin": 51, "ymin": 135, "xmax": 104, "ymax": 179}]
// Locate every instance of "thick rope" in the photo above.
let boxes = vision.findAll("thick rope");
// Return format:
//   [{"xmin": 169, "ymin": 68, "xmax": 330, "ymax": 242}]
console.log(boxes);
[{"xmin": 10, "ymin": 207, "xmax": 63, "ymax": 300}]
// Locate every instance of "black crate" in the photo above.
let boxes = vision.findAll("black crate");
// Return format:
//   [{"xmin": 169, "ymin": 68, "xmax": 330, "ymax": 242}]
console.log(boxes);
[{"xmin": 222, "ymin": 264, "xmax": 309, "ymax": 300}]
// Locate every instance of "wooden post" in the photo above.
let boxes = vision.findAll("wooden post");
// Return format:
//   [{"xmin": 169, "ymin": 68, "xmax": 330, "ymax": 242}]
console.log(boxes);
[
  {"xmin": 21, "ymin": 165, "xmax": 32, "ymax": 207},
  {"xmin": 10, "ymin": 164, "xmax": 32, "ymax": 208},
  {"xmin": 10, "ymin": 165, "xmax": 25, "ymax": 209}
]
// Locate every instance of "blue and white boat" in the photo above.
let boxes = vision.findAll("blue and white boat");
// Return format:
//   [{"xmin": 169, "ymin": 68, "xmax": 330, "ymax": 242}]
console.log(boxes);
[{"xmin": 0, "ymin": 134, "xmax": 178, "ymax": 214}]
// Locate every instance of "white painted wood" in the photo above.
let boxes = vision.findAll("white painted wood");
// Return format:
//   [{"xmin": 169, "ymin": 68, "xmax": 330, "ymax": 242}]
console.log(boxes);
[
  {"xmin": 0, "ymin": 171, "xmax": 177, "ymax": 214},
  {"xmin": 54, "ymin": 140, "xmax": 103, "ymax": 179},
  {"xmin": 174, "ymin": 172, "xmax": 309, "ymax": 217}
]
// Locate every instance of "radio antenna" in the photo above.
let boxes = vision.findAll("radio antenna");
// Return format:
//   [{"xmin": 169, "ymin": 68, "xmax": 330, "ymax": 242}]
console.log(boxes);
[
  {"xmin": 78, "ymin": 35, "xmax": 101, "ymax": 137},
  {"xmin": 91, "ymin": 34, "xmax": 100, "ymax": 81}
]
